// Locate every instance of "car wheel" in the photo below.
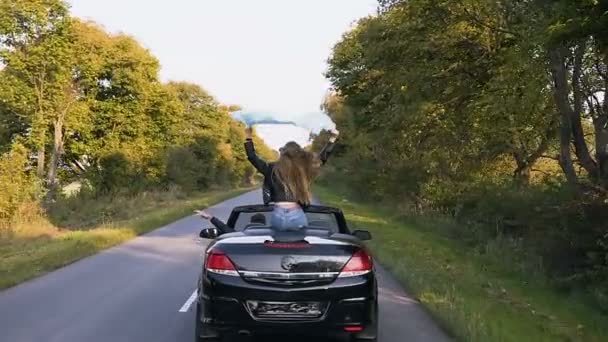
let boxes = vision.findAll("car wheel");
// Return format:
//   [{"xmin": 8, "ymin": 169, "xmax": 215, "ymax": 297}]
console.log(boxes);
[{"xmin": 194, "ymin": 303, "xmax": 222, "ymax": 342}]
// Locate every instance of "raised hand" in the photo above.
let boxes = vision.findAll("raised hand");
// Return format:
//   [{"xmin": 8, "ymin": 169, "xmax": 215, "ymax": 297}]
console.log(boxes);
[
  {"xmin": 245, "ymin": 126, "xmax": 253, "ymax": 139},
  {"xmin": 194, "ymin": 210, "xmax": 213, "ymax": 220},
  {"xmin": 329, "ymin": 128, "xmax": 340, "ymax": 143}
]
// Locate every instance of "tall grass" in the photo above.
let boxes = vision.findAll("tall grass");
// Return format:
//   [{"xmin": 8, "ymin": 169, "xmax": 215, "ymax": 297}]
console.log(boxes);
[
  {"xmin": 0, "ymin": 187, "xmax": 251, "ymax": 289},
  {"xmin": 315, "ymin": 185, "xmax": 608, "ymax": 342}
]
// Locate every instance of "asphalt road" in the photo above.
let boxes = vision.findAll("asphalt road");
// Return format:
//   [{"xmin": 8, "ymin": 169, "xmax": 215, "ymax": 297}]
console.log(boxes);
[{"xmin": 0, "ymin": 189, "xmax": 451, "ymax": 342}]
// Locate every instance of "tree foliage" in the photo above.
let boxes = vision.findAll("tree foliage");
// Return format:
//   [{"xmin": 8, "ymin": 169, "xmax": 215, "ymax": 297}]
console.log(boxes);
[
  {"xmin": 0, "ymin": 143, "xmax": 39, "ymax": 225},
  {"xmin": 321, "ymin": 0, "xmax": 608, "ymax": 294},
  {"xmin": 325, "ymin": 0, "xmax": 608, "ymax": 197},
  {"xmin": 0, "ymin": 0, "xmax": 272, "ymax": 208}
]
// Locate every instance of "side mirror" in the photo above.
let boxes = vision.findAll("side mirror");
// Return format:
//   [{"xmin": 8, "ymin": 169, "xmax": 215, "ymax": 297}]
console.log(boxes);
[
  {"xmin": 352, "ymin": 230, "xmax": 372, "ymax": 241},
  {"xmin": 199, "ymin": 228, "xmax": 220, "ymax": 239}
]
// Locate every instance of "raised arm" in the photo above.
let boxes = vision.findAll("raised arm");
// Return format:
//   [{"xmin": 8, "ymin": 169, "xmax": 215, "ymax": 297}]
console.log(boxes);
[
  {"xmin": 195, "ymin": 210, "xmax": 233, "ymax": 233},
  {"xmin": 318, "ymin": 130, "xmax": 339, "ymax": 165},
  {"xmin": 210, "ymin": 217, "xmax": 232, "ymax": 233},
  {"xmin": 244, "ymin": 127, "xmax": 271, "ymax": 175}
]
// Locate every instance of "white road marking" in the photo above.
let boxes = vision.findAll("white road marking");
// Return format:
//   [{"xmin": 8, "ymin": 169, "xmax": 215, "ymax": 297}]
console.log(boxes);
[{"xmin": 179, "ymin": 289, "xmax": 198, "ymax": 313}]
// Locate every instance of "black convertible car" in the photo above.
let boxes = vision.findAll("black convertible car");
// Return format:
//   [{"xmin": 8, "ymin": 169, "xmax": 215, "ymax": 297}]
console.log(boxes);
[{"xmin": 194, "ymin": 204, "xmax": 378, "ymax": 342}]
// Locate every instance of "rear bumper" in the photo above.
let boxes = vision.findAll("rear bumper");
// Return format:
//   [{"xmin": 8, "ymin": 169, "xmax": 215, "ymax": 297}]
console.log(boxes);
[{"xmin": 198, "ymin": 272, "xmax": 377, "ymax": 337}]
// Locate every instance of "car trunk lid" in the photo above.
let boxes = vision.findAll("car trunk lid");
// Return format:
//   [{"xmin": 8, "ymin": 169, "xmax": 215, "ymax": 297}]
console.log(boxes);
[{"xmin": 215, "ymin": 235, "xmax": 357, "ymax": 286}]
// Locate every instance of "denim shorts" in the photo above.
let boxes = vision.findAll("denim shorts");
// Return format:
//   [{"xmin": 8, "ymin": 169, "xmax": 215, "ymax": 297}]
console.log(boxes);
[{"xmin": 270, "ymin": 207, "xmax": 308, "ymax": 231}]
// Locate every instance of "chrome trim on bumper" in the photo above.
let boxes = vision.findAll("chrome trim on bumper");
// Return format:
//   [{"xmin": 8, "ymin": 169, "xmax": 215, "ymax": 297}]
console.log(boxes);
[{"xmin": 240, "ymin": 271, "xmax": 339, "ymax": 280}]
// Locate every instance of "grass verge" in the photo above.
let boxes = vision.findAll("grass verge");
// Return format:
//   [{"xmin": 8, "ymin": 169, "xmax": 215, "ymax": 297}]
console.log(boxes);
[
  {"xmin": 315, "ymin": 185, "xmax": 608, "ymax": 342},
  {"xmin": 0, "ymin": 187, "xmax": 251, "ymax": 290}
]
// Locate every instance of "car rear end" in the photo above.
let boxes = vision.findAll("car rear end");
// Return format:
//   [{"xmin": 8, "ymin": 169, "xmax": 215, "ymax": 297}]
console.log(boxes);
[{"xmin": 197, "ymin": 235, "xmax": 378, "ymax": 340}]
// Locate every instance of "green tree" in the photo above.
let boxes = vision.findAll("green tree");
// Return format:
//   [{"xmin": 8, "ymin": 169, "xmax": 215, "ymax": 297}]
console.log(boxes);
[
  {"xmin": 544, "ymin": 0, "xmax": 608, "ymax": 185},
  {"xmin": 326, "ymin": 0, "xmax": 561, "ymax": 202},
  {"xmin": 0, "ymin": 0, "xmax": 275, "ymax": 198},
  {"xmin": 0, "ymin": 0, "xmax": 71, "ymax": 178},
  {"xmin": 0, "ymin": 143, "xmax": 39, "ymax": 225}
]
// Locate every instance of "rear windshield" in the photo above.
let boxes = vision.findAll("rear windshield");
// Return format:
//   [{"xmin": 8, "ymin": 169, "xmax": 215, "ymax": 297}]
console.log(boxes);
[{"xmin": 233, "ymin": 211, "xmax": 340, "ymax": 233}]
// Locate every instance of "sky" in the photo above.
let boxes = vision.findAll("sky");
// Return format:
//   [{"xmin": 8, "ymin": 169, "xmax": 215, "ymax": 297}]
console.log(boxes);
[{"xmin": 67, "ymin": 0, "xmax": 377, "ymax": 118}]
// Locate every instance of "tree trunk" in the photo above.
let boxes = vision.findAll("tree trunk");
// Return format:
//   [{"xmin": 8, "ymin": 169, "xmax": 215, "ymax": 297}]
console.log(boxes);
[
  {"xmin": 513, "ymin": 162, "xmax": 531, "ymax": 186},
  {"xmin": 558, "ymin": 136, "xmax": 578, "ymax": 186},
  {"xmin": 597, "ymin": 53, "xmax": 608, "ymax": 186},
  {"xmin": 512, "ymin": 118, "xmax": 558, "ymax": 187},
  {"xmin": 47, "ymin": 118, "xmax": 64, "ymax": 188},
  {"xmin": 512, "ymin": 149, "xmax": 531, "ymax": 186},
  {"xmin": 37, "ymin": 147, "xmax": 45, "ymax": 178},
  {"xmin": 594, "ymin": 116, "xmax": 608, "ymax": 185},
  {"xmin": 34, "ymin": 109, "xmax": 46, "ymax": 179},
  {"xmin": 34, "ymin": 76, "xmax": 47, "ymax": 179},
  {"xmin": 571, "ymin": 42, "xmax": 599, "ymax": 177},
  {"xmin": 549, "ymin": 47, "xmax": 578, "ymax": 186}
]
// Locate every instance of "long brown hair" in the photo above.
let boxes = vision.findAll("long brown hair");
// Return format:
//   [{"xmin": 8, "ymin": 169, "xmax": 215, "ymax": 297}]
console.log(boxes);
[{"xmin": 273, "ymin": 141, "xmax": 317, "ymax": 205}]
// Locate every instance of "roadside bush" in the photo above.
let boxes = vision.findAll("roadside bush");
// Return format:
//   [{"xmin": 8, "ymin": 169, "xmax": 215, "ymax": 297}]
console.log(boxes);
[
  {"xmin": 165, "ymin": 146, "xmax": 203, "ymax": 193},
  {"xmin": 189, "ymin": 136, "xmax": 221, "ymax": 188},
  {"xmin": 88, "ymin": 151, "xmax": 158, "ymax": 196},
  {"xmin": 0, "ymin": 143, "xmax": 41, "ymax": 236},
  {"xmin": 89, "ymin": 152, "xmax": 135, "ymax": 195},
  {"xmin": 47, "ymin": 183, "xmax": 188, "ymax": 229},
  {"xmin": 318, "ymin": 155, "xmax": 608, "ymax": 309}
]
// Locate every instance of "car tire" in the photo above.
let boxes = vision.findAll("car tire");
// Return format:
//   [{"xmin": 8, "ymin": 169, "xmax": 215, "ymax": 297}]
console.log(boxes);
[{"xmin": 194, "ymin": 303, "xmax": 222, "ymax": 342}]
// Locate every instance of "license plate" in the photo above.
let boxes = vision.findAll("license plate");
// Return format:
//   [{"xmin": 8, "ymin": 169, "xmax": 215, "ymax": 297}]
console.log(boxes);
[{"xmin": 246, "ymin": 301, "xmax": 327, "ymax": 318}]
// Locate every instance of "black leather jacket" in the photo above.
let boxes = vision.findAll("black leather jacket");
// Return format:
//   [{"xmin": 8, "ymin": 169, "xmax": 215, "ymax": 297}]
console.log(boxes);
[
  {"xmin": 245, "ymin": 139, "xmax": 335, "ymax": 205},
  {"xmin": 210, "ymin": 217, "xmax": 231, "ymax": 233}
]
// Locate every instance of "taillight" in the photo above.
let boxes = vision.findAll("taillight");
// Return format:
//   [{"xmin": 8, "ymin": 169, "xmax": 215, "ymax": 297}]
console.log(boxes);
[
  {"xmin": 344, "ymin": 326, "xmax": 364, "ymax": 332},
  {"xmin": 205, "ymin": 250, "xmax": 239, "ymax": 276},
  {"xmin": 338, "ymin": 249, "xmax": 373, "ymax": 278}
]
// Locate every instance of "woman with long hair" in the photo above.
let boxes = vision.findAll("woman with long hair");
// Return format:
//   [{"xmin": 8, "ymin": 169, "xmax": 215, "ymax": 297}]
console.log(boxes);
[{"xmin": 244, "ymin": 127, "xmax": 337, "ymax": 230}]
